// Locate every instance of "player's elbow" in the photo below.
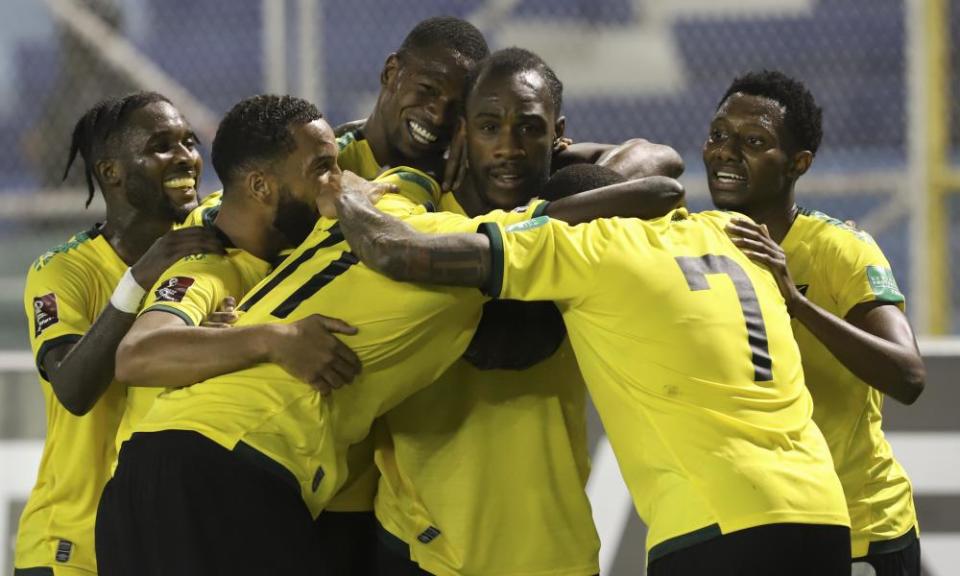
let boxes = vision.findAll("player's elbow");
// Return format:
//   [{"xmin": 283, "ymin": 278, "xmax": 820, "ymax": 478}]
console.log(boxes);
[
  {"xmin": 648, "ymin": 144, "xmax": 685, "ymax": 179},
  {"xmin": 894, "ymin": 361, "xmax": 926, "ymax": 405},
  {"xmin": 49, "ymin": 374, "xmax": 94, "ymax": 416},
  {"xmin": 621, "ymin": 139, "xmax": 685, "ymax": 179}
]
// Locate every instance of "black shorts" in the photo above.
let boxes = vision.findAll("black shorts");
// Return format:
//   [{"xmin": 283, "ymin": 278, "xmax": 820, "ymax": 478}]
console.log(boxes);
[
  {"xmin": 314, "ymin": 510, "xmax": 377, "ymax": 575},
  {"xmin": 647, "ymin": 523, "xmax": 851, "ymax": 576},
  {"xmin": 853, "ymin": 529, "xmax": 921, "ymax": 576},
  {"xmin": 375, "ymin": 523, "xmax": 433, "ymax": 576},
  {"xmin": 96, "ymin": 430, "xmax": 321, "ymax": 576},
  {"xmin": 374, "ymin": 521, "xmax": 599, "ymax": 576}
]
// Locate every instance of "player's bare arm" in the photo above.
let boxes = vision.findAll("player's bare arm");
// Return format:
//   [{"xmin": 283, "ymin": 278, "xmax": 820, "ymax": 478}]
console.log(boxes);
[
  {"xmin": 727, "ymin": 218, "xmax": 926, "ymax": 404},
  {"xmin": 554, "ymin": 139, "xmax": 685, "ymax": 179},
  {"xmin": 544, "ymin": 175, "xmax": 684, "ymax": 223},
  {"xmin": 334, "ymin": 177, "xmax": 492, "ymax": 288},
  {"xmin": 44, "ymin": 227, "xmax": 223, "ymax": 415},
  {"xmin": 116, "ymin": 308, "xmax": 361, "ymax": 395}
]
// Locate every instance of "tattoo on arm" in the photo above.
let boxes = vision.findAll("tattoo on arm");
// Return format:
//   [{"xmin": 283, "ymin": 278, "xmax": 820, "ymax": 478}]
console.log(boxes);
[{"xmin": 335, "ymin": 192, "xmax": 491, "ymax": 288}]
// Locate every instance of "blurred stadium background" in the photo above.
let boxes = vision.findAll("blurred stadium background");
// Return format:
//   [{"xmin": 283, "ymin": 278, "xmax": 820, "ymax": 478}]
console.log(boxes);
[{"xmin": 0, "ymin": 0, "xmax": 958, "ymax": 574}]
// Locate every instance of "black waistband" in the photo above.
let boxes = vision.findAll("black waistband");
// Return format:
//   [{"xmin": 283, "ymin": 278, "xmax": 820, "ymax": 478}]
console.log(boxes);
[{"xmin": 864, "ymin": 525, "xmax": 919, "ymax": 557}]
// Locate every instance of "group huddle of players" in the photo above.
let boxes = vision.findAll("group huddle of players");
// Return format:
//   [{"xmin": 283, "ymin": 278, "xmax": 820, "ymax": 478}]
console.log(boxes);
[{"xmin": 14, "ymin": 16, "xmax": 925, "ymax": 576}]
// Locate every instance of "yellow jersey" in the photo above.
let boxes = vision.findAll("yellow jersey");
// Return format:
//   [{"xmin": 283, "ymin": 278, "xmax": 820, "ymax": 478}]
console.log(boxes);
[
  {"xmin": 482, "ymin": 209, "xmax": 850, "ymax": 560},
  {"xmin": 133, "ymin": 170, "xmax": 495, "ymax": 517},
  {"xmin": 337, "ymin": 126, "xmax": 384, "ymax": 180},
  {"xmin": 17, "ymin": 226, "xmax": 128, "ymax": 574},
  {"xmin": 374, "ymin": 190, "xmax": 599, "ymax": 576},
  {"xmin": 114, "ymin": 195, "xmax": 276, "ymax": 454},
  {"xmin": 783, "ymin": 208, "xmax": 917, "ymax": 558}
]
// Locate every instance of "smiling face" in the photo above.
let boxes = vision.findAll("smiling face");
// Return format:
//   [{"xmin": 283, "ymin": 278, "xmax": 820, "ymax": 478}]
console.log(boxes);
[
  {"xmin": 380, "ymin": 45, "xmax": 472, "ymax": 166},
  {"xmin": 269, "ymin": 118, "xmax": 340, "ymax": 245},
  {"xmin": 114, "ymin": 101, "xmax": 202, "ymax": 221},
  {"xmin": 703, "ymin": 92, "xmax": 803, "ymax": 213},
  {"xmin": 464, "ymin": 67, "xmax": 561, "ymax": 209}
]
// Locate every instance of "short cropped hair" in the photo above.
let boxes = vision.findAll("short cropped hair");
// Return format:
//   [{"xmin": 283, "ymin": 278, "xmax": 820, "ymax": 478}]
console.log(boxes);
[
  {"xmin": 540, "ymin": 163, "xmax": 627, "ymax": 202},
  {"xmin": 463, "ymin": 47, "xmax": 563, "ymax": 115},
  {"xmin": 719, "ymin": 70, "xmax": 823, "ymax": 155},
  {"xmin": 211, "ymin": 94, "xmax": 322, "ymax": 186},
  {"xmin": 398, "ymin": 16, "xmax": 489, "ymax": 64}
]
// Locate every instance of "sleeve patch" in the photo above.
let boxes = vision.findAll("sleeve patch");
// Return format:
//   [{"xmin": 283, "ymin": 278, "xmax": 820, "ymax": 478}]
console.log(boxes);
[
  {"xmin": 33, "ymin": 293, "xmax": 59, "ymax": 336},
  {"xmin": 505, "ymin": 215, "xmax": 550, "ymax": 233},
  {"xmin": 865, "ymin": 265, "xmax": 904, "ymax": 302},
  {"xmin": 154, "ymin": 277, "xmax": 196, "ymax": 303}
]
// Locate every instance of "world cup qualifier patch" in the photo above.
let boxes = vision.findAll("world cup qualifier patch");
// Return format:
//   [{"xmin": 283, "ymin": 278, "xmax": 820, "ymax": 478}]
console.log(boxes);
[
  {"xmin": 33, "ymin": 293, "xmax": 59, "ymax": 336},
  {"xmin": 865, "ymin": 265, "xmax": 904, "ymax": 303},
  {"xmin": 154, "ymin": 276, "xmax": 196, "ymax": 303}
]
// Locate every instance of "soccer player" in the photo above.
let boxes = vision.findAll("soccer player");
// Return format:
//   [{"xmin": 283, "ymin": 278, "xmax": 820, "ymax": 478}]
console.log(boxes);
[
  {"xmin": 713, "ymin": 70, "xmax": 925, "ymax": 575},
  {"xmin": 328, "ymin": 159, "xmax": 858, "ymax": 576},
  {"xmin": 16, "ymin": 92, "xmax": 222, "ymax": 576},
  {"xmin": 113, "ymin": 94, "xmax": 363, "ymax": 453},
  {"xmin": 335, "ymin": 16, "xmax": 490, "ymax": 181},
  {"xmin": 335, "ymin": 16, "xmax": 683, "ymax": 186},
  {"xmin": 110, "ymin": 94, "xmax": 394, "ymax": 576},
  {"xmin": 370, "ymin": 48, "xmax": 683, "ymax": 576}
]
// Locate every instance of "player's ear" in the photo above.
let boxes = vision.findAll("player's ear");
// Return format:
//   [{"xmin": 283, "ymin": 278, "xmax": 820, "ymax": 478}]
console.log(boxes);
[
  {"xmin": 381, "ymin": 53, "xmax": 400, "ymax": 88},
  {"xmin": 246, "ymin": 170, "xmax": 273, "ymax": 205},
  {"xmin": 554, "ymin": 116, "xmax": 566, "ymax": 140},
  {"xmin": 94, "ymin": 159, "xmax": 122, "ymax": 188},
  {"xmin": 787, "ymin": 150, "xmax": 813, "ymax": 179}
]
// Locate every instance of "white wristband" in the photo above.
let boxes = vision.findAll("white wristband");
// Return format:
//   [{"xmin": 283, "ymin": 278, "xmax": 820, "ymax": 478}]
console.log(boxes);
[{"xmin": 110, "ymin": 268, "xmax": 147, "ymax": 314}]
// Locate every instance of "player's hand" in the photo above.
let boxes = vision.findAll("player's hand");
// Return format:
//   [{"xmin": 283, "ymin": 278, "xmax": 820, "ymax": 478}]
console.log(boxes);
[
  {"xmin": 200, "ymin": 297, "xmax": 238, "ymax": 328},
  {"xmin": 131, "ymin": 228, "xmax": 224, "ymax": 289},
  {"xmin": 441, "ymin": 119, "xmax": 468, "ymax": 193},
  {"xmin": 270, "ymin": 314, "xmax": 361, "ymax": 395},
  {"xmin": 322, "ymin": 171, "xmax": 397, "ymax": 218},
  {"xmin": 553, "ymin": 136, "xmax": 574, "ymax": 153},
  {"xmin": 726, "ymin": 219, "xmax": 803, "ymax": 312}
]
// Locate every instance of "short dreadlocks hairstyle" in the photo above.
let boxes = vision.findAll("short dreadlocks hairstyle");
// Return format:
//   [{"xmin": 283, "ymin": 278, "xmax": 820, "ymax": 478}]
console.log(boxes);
[
  {"xmin": 211, "ymin": 94, "xmax": 322, "ymax": 188},
  {"xmin": 63, "ymin": 91, "xmax": 172, "ymax": 208},
  {"xmin": 718, "ymin": 70, "xmax": 823, "ymax": 155},
  {"xmin": 463, "ymin": 47, "xmax": 564, "ymax": 116},
  {"xmin": 397, "ymin": 16, "xmax": 489, "ymax": 65}
]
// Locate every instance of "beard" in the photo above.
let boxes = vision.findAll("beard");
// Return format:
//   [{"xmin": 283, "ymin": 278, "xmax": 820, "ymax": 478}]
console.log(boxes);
[
  {"xmin": 274, "ymin": 185, "xmax": 319, "ymax": 246},
  {"xmin": 125, "ymin": 171, "xmax": 192, "ymax": 222}
]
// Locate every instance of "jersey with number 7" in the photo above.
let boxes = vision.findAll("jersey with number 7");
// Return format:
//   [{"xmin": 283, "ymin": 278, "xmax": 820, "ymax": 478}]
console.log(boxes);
[{"xmin": 480, "ymin": 208, "xmax": 851, "ymax": 563}]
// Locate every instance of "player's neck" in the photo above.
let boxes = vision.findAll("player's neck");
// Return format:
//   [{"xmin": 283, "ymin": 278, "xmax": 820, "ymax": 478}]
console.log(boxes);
[
  {"xmin": 100, "ymin": 208, "xmax": 173, "ymax": 266},
  {"xmin": 214, "ymin": 197, "xmax": 285, "ymax": 261},
  {"xmin": 455, "ymin": 179, "xmax": 496, "ymax": 217},
  {"xmin": 741, "ymin": 192, "xmax": 797, "ymax": 244}
]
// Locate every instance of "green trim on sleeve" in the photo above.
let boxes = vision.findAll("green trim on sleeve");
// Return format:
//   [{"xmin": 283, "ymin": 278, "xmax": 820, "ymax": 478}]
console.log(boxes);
[
  {"xmin": 477, "ymin": 223, "xmax": 505, "ymax": 298},
  {"xmin": 35, "ymin": 333, "xmax": 83, "ymax": 381},
  {"xmin": 142, "ymin": 304, "xmax": 198, "ymax": 327},
  {"xmin": 865, "ymin": 265, "xmax": 905, "ymax": 303},
  {"xmin": 531, "ymin": 200, "xmax": 551, "ymax": 219},
  {"xmin": 647, "ymin": 523, "xmax": 722, "ymax": 563}
]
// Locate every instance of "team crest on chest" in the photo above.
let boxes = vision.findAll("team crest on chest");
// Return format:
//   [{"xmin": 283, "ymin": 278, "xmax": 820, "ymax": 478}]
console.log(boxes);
[
  {"xmin": 155, "ymin": 276, "xmax": 196, "ymax": 303},
  {"xmin": 33, "ymin": 293, "xmax": 59, "ymax": 336}
]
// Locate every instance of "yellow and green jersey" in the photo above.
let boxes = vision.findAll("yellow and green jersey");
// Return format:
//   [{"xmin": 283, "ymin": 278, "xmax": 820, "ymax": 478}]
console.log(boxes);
[
  {"xmin": 114, "ymin": 194, "xmax": 277, "ymax": 455},
  {"xmin": 337, "ymin": 126, "xmax": 383, "ymax": 181},
  {"xmin": 17, "ymin": 226, "xmax": 129, "ymax": 574},
  {"xmin": 375, "ymin": 189, "xmax": 598, "ymax": 576},
  {"xmin": 783, "ymin": 208, "xmax": 917, "ymax": 558},
  {"xmin": 482, "ymin": 209, "xmax": 850, "ymax": 561},
  {"xmin": 133, "ymin": 169, "xmax": 498, "ymax": 517}
]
